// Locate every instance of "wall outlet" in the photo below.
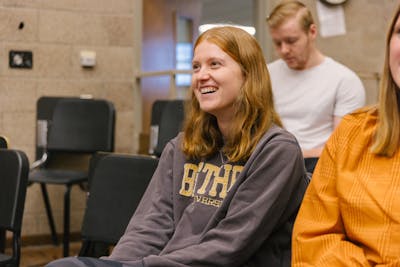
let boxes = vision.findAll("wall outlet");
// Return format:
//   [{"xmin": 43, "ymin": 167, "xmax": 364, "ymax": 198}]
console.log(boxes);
[{"xmin": 9, "ymin": 50, "xmax": 33, "ymax": 69}]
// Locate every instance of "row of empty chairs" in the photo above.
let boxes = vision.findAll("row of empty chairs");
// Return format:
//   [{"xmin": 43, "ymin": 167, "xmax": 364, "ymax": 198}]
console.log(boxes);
[
  {"xmin": 0, "ymin": 96, "xmax": 185, "ymax": 265},
  {"xmin": 0, "ymin": 148, "xmax": 159, "ymax": 266},
  {"xmin": 75, "ymin": 99, "xmax": 185, "ymax": 257}
]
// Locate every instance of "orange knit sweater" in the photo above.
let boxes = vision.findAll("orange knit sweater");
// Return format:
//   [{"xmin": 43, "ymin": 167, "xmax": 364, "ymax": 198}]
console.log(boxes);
[{"xmin": 292, "ymin": 107, "xmax": 400, "ymax": 266}]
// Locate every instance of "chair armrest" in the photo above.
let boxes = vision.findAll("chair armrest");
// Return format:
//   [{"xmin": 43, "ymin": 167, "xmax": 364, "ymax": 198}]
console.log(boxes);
[{"xmin": 30, "ymin": 152, "xmax": 49, "ymax": 171}]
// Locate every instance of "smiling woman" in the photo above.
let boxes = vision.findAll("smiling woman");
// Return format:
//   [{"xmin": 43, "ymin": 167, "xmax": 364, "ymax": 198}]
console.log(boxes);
[
  {"xmin": 190, "ymin": 40, "xmax": 244, "ymax": 134},
  {"xmin": 47, "ymin": 26, "xmax": 308, "ymax": 267}
]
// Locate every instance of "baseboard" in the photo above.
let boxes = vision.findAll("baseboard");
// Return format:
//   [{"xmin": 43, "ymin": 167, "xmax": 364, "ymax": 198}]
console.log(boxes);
[{"xmin": 6, "ymin": 232, "xmax": 82, "ymax": 247}]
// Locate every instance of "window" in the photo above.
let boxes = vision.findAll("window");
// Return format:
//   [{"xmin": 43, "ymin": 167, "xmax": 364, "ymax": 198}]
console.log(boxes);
[
  {"xmin": 176, "ymin": 16, "xmax": 193, "ymax": 87},
  {"xmin": 175, "ymin": 42, "xmax": 192, "ymax": 87}
]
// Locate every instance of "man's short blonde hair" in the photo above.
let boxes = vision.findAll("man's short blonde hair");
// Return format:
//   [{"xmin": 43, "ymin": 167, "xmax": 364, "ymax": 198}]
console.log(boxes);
[{"xmin": 266, "ymin": 0, "xmax": 314, "ymax": 33}]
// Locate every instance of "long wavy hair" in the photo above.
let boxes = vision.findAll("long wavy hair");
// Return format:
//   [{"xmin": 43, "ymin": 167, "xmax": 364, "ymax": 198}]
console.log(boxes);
[
  {"xmin": 371, "ymin": 5, "xmax": 400, "ymax": 157},
  {"xmin": 182, "ymin": 26, "xmax": 282, "ymax": 162}
]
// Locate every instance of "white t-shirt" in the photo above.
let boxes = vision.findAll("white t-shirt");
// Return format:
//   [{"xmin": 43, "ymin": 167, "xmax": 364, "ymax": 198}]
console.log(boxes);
[{"xmin": 268, "ymin": 57, "xmax": 366, "ymax": 150}]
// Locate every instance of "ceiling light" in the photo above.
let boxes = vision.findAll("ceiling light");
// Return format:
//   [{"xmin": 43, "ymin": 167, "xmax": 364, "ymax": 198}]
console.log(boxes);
[{"xmin": 198, "ymin": 24, "xmax": 256, "ymax": 35}]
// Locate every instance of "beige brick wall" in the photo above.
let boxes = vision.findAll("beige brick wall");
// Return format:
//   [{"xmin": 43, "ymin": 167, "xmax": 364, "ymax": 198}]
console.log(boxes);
[{"xmin": 0, "ymin": 0, "xmax": 140, "ymax": 237}]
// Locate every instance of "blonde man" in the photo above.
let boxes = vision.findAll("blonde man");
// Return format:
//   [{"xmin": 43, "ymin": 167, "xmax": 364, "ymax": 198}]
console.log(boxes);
[{"xmin": 267, "ymin": 0, "xmax": 365, "ymax": 172}]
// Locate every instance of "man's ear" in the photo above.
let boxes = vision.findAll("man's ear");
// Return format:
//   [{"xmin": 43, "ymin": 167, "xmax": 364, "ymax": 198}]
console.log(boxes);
[{"xmin": 308, "ymin": 24, "xmax": 318, "ymax": 39}]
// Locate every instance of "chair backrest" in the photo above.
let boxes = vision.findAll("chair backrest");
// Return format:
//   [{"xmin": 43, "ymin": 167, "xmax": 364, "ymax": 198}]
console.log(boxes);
[
  {"xmin": 34, "ymin": 97, "xmax": 115, "ymax": 167},
  {"xmin": 47, "ymin": 97, "xmax": 115, "ymax": 152},
  {"xmin": 0, "ymin": 149, "xmax": 29, "ymax": 265},
  {"xmin": 149, "ymin": 100, "xmax": 169, "ymax": 155},
  {"xmin": 152, "ymin": 99, "xmax": 185, "ymax": 157},
  {"xmin": 81, "ymin": 153, "xmax": 158, "ymax": 249},
  {"xmin": 0, "ymin": 149, "xmax": 29, "ymax": 230},
  {"xmin": 0, "ymin": 136, "xmax": 9, "ymax": 149}
]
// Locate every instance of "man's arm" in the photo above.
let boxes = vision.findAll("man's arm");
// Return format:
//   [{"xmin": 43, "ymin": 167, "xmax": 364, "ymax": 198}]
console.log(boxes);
[{"xmin": 302, "ymin": 115, "xmax": 342, "ymax": 158}]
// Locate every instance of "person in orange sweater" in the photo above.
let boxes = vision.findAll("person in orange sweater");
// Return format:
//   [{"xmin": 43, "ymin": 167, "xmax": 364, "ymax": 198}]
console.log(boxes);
[{"xmin": 292, "ymin": 4, "xmax": 400, "ymax": 266}]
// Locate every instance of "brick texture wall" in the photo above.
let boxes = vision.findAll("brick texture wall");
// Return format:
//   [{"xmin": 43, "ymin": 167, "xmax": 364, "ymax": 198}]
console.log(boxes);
[{"xmin": 0, "ymin": 0, "xmax": 140, "ymax": 237}]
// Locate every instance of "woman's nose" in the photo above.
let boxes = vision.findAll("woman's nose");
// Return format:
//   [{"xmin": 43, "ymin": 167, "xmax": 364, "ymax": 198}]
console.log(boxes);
[
  {"xmin": 192, "ymin": 67, "xmax": 210, "ymax": 80},
  {"xmin": 196, "ymin": 67, "xmax": 210, "ymax": 80}
]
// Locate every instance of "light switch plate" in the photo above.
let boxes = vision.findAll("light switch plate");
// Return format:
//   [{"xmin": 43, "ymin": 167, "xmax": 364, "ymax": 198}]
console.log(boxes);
[{"xmin": 9, "ymin": 50, "xmax": 33, "ymax": 69}]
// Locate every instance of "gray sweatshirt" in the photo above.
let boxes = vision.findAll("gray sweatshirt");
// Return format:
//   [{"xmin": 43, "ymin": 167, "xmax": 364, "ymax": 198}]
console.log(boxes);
[{"xmin": 107, "ymin": 125, "xmax": 308, "ymax": 267}]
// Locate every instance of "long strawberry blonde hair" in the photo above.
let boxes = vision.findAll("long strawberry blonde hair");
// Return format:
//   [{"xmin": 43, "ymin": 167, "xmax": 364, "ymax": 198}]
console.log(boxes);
[{"xmin": 182, "ymin": 26, "xmax": 282, "ymax": 162}]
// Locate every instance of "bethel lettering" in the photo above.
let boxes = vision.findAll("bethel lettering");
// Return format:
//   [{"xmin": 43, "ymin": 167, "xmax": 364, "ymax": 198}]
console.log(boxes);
[{"xmin": 179, "ymin": 162, "xmax": 244, "ymax": 207}]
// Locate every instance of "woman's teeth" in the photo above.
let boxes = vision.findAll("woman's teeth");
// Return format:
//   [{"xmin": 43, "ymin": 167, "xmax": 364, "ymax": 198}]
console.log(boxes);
[{"xmin": 200, "ymin": 87, "xmax": 217, "ymax": 94}]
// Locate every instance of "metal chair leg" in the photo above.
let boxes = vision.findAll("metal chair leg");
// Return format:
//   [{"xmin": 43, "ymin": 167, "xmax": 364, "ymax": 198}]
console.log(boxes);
[
  {"xmin": 63, "ymin": 185, "xmax": 72, "ymax": 257},
  {"xmin": 15, "ymin": 233, "xmax": 22, "ymax": 267},
  {"xmin": 40, "ymin": 183, "xmax": 59, "ymax": 245},
  {"xmin": 0, "ymin": 229, "xmax": 5, "ymax": 253}
]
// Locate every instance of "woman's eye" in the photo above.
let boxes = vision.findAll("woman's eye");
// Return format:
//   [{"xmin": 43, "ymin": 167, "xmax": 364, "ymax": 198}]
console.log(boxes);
[
  {"xmin": 210, "ymin": 61, "xmax": 220, "ymax": 68},
  {"xmin": 192, "ymin": 64, "xmax": 200, "ymax": 71}
]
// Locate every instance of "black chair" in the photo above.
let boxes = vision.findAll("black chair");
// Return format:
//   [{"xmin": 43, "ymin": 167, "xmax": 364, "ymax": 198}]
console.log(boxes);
[
  {"xmin": 78, "ymin": 152, "xmax": 158, "ymax": 257},
  {"xmin": 304, "ymin": 157, "xmax": 319, "ymax": 174},
  {"xmin": 148, "ymin": 100, "xmax": 168, "ymax": 155},
  {"xmin": 0, "ymin": 136, "xmax": 9, "ymax": 255},
  {"xmin": 149, "ymin": 99, "xmax": 185, "ymax": 157},
  {"xmin": 29, "ymin": 96, "xmax": 115, "ymax": 257},
  {"xmin": 0, "ymin": 149, "xmax": 30, "ymax": 267},
  {"xmin": 0, "ymin": 136, "xmax": 8, "ymax": 149}
]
